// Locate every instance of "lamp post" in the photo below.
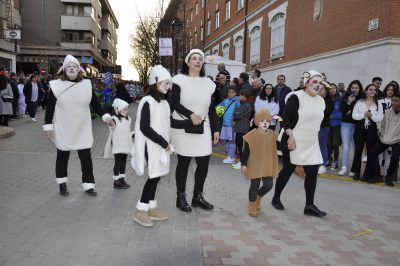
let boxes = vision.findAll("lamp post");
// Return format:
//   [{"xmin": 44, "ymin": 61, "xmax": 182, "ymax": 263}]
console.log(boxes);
[{"xmin": 171, "ymin": 18, "xmax": 183, "ymax": 75}]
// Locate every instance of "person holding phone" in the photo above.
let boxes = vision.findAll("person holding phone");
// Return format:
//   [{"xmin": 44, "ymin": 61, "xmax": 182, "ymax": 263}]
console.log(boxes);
[{"xmin": 338, "ymin": 80, "xmax": 364, "ymax": 176}]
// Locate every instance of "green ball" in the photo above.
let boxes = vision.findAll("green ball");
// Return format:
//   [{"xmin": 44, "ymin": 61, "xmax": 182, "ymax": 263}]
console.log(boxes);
[{"xmin": 216, "ymin": 106, "xmax": 225, "ymax": 117}]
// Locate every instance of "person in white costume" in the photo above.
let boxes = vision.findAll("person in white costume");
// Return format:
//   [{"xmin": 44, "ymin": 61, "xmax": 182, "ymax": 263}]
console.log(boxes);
[
  {"xmin": 271, "ymin": 70, "xmax": 327, "ymax": 218},
  {"xmin": 103, "ymin": 98, "xmax": 133, "ymax": 189},
  {"xmin": 170, "ymin": 49, "xmax": 220, "ymax": 212},
  {"xmin": 43, "ymin": 55, "xmax": 114, "ymax": 196},
  {"xmin": 131, "ymin": 65, "xmax": 175, "ymax": 227}
]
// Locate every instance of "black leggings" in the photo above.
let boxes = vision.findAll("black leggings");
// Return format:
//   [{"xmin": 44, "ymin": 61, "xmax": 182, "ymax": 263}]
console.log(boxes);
[
  {"xmin": 249, "ymin": 177, "xmax": 273, "ymax": 202},
  {"xmin": 0, "ymin": 115, "xmax": 9, "ymax": 127},
  {"xmin": 56, "ymin": 148, "xmax": 95, "ymax": 183},
  {"xmin": 113, "ymin": 154, "xmax": 127, "ymax": 176},
  {"xmin": 235, "ymin": 133, "xmax": 245, "ymax": 160},
  {"xmin": 27, "ymin": 101, "xmax": 37, "ymax": 118},
  {"xmin": 273, "ymin": 150, "xmax": 319, "ymax": 206},
  {"xmin": 140, "ymin": 177, "xmax": 160, "ymax": 203},
  {"xmin": 175, "ymin": 154, "xmax": 210, "ymax": 194}
]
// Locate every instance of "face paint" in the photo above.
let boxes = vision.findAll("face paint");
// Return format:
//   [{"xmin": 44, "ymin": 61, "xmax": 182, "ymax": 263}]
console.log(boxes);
[
  {"xmin": 306, "ymin": 76, "xmax": 323, "ymax": 96},
  {"xmin": 65, "ymin": 62, "xmax": 79, "ymax": 80},
  {"xmin": 157, "ymin": 80, "xmax": 171, "ymax": 94},
  {"xmin": 257, "ymin": 119, "xmax": 270, "ymax": 131}
]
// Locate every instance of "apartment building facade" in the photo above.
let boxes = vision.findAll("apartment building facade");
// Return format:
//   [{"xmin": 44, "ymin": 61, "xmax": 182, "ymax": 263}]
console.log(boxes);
[
  {"xmin": 168, "ymin": 0, "xmax": 400, "ymax": 88},
  {"xmin": 18, "ymin": 0, "xmax": 119, "ymax": 76},
  {"xmin": 0, "ymin": 0, "xmax": 21, "ymax": 72}
]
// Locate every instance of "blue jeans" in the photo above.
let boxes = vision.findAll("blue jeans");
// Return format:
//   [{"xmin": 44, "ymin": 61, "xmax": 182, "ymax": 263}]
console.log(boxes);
[
  {"xmin": 318, "ymin": 127, "xmax": 330, "ymax": 165},
  {"xmin": 340, "ymin": 122, "xmax": 355, "ymax": 168}
]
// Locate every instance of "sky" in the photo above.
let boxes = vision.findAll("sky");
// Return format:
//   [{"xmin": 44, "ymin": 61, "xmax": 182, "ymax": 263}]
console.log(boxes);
[{"xmin": 108, "ymin": 0, "xmax": 170, "ymax": 81}]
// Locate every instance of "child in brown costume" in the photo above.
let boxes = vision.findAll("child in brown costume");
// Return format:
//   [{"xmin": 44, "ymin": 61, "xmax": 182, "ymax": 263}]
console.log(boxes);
[{"xmin": 241, "ymin": 108, "xmax": 287, "ymax": 217}]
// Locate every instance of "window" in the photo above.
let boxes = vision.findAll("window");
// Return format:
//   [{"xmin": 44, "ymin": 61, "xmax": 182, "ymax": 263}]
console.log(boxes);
[
  {"xmin": 207, "ymin": 19, "xmax": 211, "ymax": 35},
  {"xmin": 249, "ymin": 26, "xmax": 261, "ymax": 64},
  {"xmin": 202, "ymin": 0, "xmax": 205, "ymax": 8},
  {"xmin": 234, "ymin": 35, "xmax": 243, "ymax": 61},
  {"xmin": 200, "ymin": 26, "xmax": 204, "ymax": 41},
  {"xmin": 65, "ymin": 4, "xmax": 93, "ymax": 16},
  {"xmin": 190, "ymin": 10, "xmax": 193, "ymax": 22},
  {"xmin": 222, "ymin": 43, "xmax": 230, "ymax": 59},
  {"xmin": 238, "ymin": 0, "xmax": 244, "ymax": 10},
  {"xmin": 195, "ymin": 2, "xmax": 198, "ymax": 15},
  {"xmin": 190, "ymin": 37, "xmax": 193, "ymax": 50},
  {"xmin": 194, "ymin": 32, "xmax": 198, "ymax": 45},
  {"xmin": 270, "ymin": 13, "xmax": 285, "ymax": 57},
  {"xmin": 225, "ymin": 0, "xmax": 230, "ymax": 21},
  {"xmin": 213, "ymin": 49, "xmax": 219, "ymax": 55},
  {"xmin": 215, "ymin": 10, "xmax": 220, "ymax": 29}
]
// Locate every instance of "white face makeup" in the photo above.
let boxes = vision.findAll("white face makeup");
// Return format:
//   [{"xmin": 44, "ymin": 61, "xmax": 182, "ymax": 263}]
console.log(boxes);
[
  {"xmin": 65, "ymin": 62, "xmax": 79, "ymax": 80},
  {"xmin": 306, "ymin": 76, "xmax": 323, "ymax": 96},
  {"xmin": 157, "ymin": 80, "xmax": 171, "ymax": 94},
  {"xmin": 119, "ymin": 107, "xmax": 129, "ymax": 117},
  {"xmin": 257, "ymin": 119, "xmax": 270, "ymax": 131}
]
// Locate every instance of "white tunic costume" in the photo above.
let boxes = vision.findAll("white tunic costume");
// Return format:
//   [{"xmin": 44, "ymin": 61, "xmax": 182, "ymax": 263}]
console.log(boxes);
[
  {"xmin": 170, "ymin": 74, "xmax": 216, "ymax": 157},
  {"xmin": 285, "ymin": 90, "xmax": 325, "ymax": 165},
  {"xmin": 131, "ymin": 96, "xmax": 171, "ymax": 179},
  {"xmin": 104, "ymin": 116, "xmax": 133, "ymax": 157},
  {"xmin": 49, "ymin": 79, "xmax": 93, "ymax": 151}
]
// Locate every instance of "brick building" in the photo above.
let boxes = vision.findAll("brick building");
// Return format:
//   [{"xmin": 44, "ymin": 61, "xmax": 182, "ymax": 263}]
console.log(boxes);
[{"xmin": 164, "ymin": 0, "xmax": 400, "ymax": 88}]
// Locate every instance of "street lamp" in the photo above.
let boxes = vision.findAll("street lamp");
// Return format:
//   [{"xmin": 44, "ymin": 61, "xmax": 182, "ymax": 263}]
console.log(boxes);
[{"xmin": 171, "ymin": 18, "xmax": 183, "ymax": 75}]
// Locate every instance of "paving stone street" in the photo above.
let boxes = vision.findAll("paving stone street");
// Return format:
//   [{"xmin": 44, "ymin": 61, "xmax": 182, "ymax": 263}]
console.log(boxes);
[{"xmin": 0, "ymin": 105, "xmax": 399, "ymax": 266}]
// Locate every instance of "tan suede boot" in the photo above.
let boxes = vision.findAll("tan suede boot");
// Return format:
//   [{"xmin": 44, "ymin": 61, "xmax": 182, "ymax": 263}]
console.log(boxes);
[
  {"xmin": 248, "ymin": 201, "xmax": 258, "ymax": 217},
  {"xmin": 133, "ymin": 210, "xmax": 153, "ymax": 227},
  {"xmin": 148, "ymin": 209, "xmax": 169, "ymax": 221},
  {"xmin": 255, "ymin": 195, "xmax": 262, "ymax": 211}
]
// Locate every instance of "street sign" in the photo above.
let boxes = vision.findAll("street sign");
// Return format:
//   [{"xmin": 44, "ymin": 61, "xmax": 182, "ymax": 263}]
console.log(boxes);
[
  {"xmin": 159, "ymin": 38, "xmax": 173, "ymax": 56},
  {"xmin": 4, "ymin": 29, "xmax": 21, "ymax": 40}
]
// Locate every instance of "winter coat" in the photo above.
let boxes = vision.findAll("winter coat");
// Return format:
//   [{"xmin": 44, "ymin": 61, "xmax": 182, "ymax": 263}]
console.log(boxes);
[
  {"xmin": 233, "ymin": 101, "xmax": 253, "ymax": 133},
  {"xmin": 0, "ymin": 84, "xmax": 13, "ymax": 115},
  {"xmin": 274, "ymin": 85, "xmax": 292, "ymax": 115},
  {"xmin": 329, "ymin": 98, "xmax": 342, "ymax": 127},
  {"xmin": 379, "ymin": 108, "xmax": 400, "ymax": 145},
  {"xmin": 218, "ymin": 96, "xmax": 240, "ymax": 127},
  {"xmin": 254, "ymin": 96, "xmax": 279, "ymax": 126},
  {"xmin": 104, "ymin": 116, "xmax": 133, "ymax": 157}
]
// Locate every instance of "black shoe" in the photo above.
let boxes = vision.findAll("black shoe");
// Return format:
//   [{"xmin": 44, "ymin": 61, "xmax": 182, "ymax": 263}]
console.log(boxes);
[
  {"xmin": 192, "ymin": 192, "xmax": 214, "ymax": 210},
  {"xmin": 176, "ymin": 193, "xmax": 192, "ymax": 212},
  {"xmin": 59, "ymin": 183, "xmax": 69, "ymax": 196},
  {"xmin": 271, "ymin": 197, "xmax": 285, "ymax": 210},
  {"xmin": 85, "ymin": 188, "xmax": 97, "ymax": 196},
  {"xmin": 367, "ymin": 177, "xmax": 384, "ymax": 184},
  {"xmin": 360, "ymin": 176, "xmax": 368, "ymax": 182},
  {"xmin": 114, "ymin": 179, "xmax": 130, "ymax": 189},
  {"xmin": 353, "ymin": 174, "xmax": 360, "ymax": 181},
  {"xmin": 304, "ymin": 205, "xmax": 327, "ymax": 217},
  {"xmin": 385, "ymin": 177, "xmax": 394, "ymax": 187},
  {"xmin": 120, "ymin": 178, "xmax": 130, "ymax": 188}
]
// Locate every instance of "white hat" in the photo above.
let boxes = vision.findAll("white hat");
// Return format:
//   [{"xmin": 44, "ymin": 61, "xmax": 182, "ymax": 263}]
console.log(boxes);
[
  {"xmin": 184, "ymin": 49, "xmax": 204, "ymax": 64},
  {"xmin": 57, "ymin": 55, "xmax": 86, "ymax": 74},
  {"xmin": 148, "ymin": 65, "xmax": 171, "ymax": 85},
  {"xmin": 303, "ymin": 70, "xmax": 323, "ymax": 85},
  {"xmin": 112, "ymin": 98, "xmax": 129, "ymax": 114}
]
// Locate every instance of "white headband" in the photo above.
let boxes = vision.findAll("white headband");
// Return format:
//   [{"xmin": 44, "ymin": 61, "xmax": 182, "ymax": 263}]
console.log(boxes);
[
  {"xmin": 184, "ymin": 49, "xmax": 204, "ymax": 64},
  {"xmin": 57, "ymin": 55, "xmax": 86, "ymax": 74}
]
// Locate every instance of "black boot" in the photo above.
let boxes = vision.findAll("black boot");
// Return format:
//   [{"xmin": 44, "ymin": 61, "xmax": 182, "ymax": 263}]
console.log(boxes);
[
  {"xmin": 304, "ymin": 205, "xmax": 327, "ymax": 217},
  {"xmin": 85, "ymin": 188, "xmax": 97, "ymax": 196},
  {"xmin": 59, "ymin": 183, "xmax": 69, "ymax": 196},
  {"xmin": 271, "ymin": 197, "xmax": 285, "ymax": 210},
  {"xmin": 120, "ymin": 178, "xmax": 130, "ymax": 188},
  {"xmin": 191, "ymin": 192, "xmax": 214, "ymax": 210},
  {"xmin": 114, "ymin": 178, "xmax": 130, "ymax": 189},
  {"xmin": 176, "ymin": 193, "xmax": 192, "ymax": 212},
  {"xmin": 385, "ymin": 176, "xmax": 394, "ymax": 187}
]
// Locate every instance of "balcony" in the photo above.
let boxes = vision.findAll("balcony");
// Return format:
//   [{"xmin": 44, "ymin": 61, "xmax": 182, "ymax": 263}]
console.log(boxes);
[
  {"xmin": 61, "ymin": 0, "xmax": 92, "ymax": 3},
  {"xmin": 61, "ymin": 39, "xmax": 94, "ymax": 51},
  {"xmin": 100, "ymin": 38, "xmax": 114, "ymax": 52},
  {"xmin": 61, "ymin": 15, "xmax": 94, "ymax": 31},
  {"xmin": 101, "ymin": 18, "xmax": 113, "ymax": 32}
]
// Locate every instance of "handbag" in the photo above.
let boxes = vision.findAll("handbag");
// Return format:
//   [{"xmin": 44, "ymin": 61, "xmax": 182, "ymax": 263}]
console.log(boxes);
[
  {"xmin": 176, "ymin": 111, "xmax": 205, "ymax": 134},
  {"xmin": 1, "ymin": 95, "xmax": 13, "ymax": 102}
]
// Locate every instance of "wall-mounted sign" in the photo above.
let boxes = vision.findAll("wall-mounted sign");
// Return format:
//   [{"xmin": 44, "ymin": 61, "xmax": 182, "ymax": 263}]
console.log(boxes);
[
  {"xmin": 159, "ymin": 38, "xmax": 173, "ymax": 56},
  {"xmin": 4, "ymin": 29, "xmax": 21, "ymax": 39},
  {"xmin": 368, "ymin": 18, "xmax": 379, "ymax": 32}
]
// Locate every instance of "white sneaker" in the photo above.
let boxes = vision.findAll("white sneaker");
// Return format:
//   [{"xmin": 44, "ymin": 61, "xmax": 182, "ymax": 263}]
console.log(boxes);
[
  {"xmin": 338, "ymin": 166, "xmax": 347, "ymax": 176},
  {"xmin": 232, "ymin": 162, "xmax": 241, "ymax": 170},
  {"xmin": 362, "ymin": 155, "xmax": 367, "ymax": 163},
  {"xmin": 349, "ymin": 172, "xmax": 356, "ymax": 177},
  {"xmin": 318, "ymin": 165, "xmax": 327, "ymax": 175},
  {"xmin": 31, "ymin": 118, "xmax": 37, "ymax": 122},
  {"xmin": 223, "ymin": 157, "xmax": 235, "ymax": 164}
]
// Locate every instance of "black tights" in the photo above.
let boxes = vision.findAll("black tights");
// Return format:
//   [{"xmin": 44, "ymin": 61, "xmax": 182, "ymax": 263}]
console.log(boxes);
[
  {"xmin": 249, "ymin": 177, "xmax": 273, "ymax": 202},
  {"xmin": 55, "ymin": 148, "xmax": 95, "ymax": 183},
  {"xmin": 113, "ymin": 154, "xmax": 127, "ymax": 176},
  {"xmin": 273, "ymin": 150, "xmax": 319, "ymax": 206},
  {"xmin": 0, "ymin": 115, "xmax": 9, "ymax": 127},
  {"xmin": 175, "ymin": 154, "xmax": 210, "ymax": 194},
  {"xmin": 140, "ymin": 177, "xmax": 160, "ymax": 203}
]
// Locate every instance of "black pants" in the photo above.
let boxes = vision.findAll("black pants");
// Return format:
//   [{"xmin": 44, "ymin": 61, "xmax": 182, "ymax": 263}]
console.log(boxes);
[
  {"xmin": 351, "ymin": 122, "xmax": 378, "ymax": 175},
  {"xmin": 235, "ymin": 133, "xmax": 245, "ymax": 160},
  {"xmin": 113, "ymin": 153, "xmax": 127, "ymax": 176},
  {"xmin": 273, "ymin": 149, "xmax": 319, "ymax": 206},
  {"xmin": 249, "ymin": 177, "xmax": 273, "ymax": 202},
  {"xmin": 56, "ymin": 148, "xmax": 95, "ymax": 183},
  {"xmin": 140, "ymin": 177, "xmax": 160, "ymax": 203},
  {"xmin": 27, "ymin": 101, "xmax": 38, "ymax": 118},
  {"xmin": 328, "ymin": 125, "xmax": 341, "ymax": 162},
  {"xmin": 175, "ymin": 154, "xmax": 210, "ymax": 194},
  {"xmin": 0, "ymin": 115, "xmax": 9, "ymax": 126},
  {"xmin": 364, "ymin": 141, "xmax": 400, "ymax": 180}
]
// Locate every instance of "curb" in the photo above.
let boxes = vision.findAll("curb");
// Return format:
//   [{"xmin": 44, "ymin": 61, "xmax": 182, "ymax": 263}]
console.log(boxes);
[{"xmin": 0, "ymin": 126, "xmax": 15, "ymax": 139}]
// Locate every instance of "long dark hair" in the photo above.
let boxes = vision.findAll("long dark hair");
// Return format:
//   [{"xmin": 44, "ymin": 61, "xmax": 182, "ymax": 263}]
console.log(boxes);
[
  {"xmin": 382, "ymin": 82, "xmax": 399, "ymax": 98},
  {"xmin": 259, "ymin": 83, "xmax": 277, "ymax": 103},
  {"xmin": 344, "ymin": 80, "xmax": 364, "ymax": 100},
  {"xmin": 363, "ymin": 83, "xmax": 379, "ymax": 111},
  {"xmin": 0, "ymin": 75, "xmax": 8, "ymax": 91},
  {"xmin": 144, "ymin": 83, "xmax": 164, "ymax": 102},
  {"xmin": 329, "ymin": 83, "xmax": 341, "ymax": 101},
  {"xmin": 180, "ymin": 56, "xmax": 206, "ymax": 77}
]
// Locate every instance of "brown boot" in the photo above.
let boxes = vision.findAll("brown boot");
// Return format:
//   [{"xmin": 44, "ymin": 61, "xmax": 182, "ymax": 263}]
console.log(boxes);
[
  {"xmin": 255, "ymin": 195, "xmax": 262, "ymax": 211},
  {"xmin": 248, "ymin": 201, "xmax": 258, "ymax": 217}
]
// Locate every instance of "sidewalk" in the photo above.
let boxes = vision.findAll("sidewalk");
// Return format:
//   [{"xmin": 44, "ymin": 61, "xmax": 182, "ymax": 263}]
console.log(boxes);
[{"xmin": 0, "ymin": 104, "xmax": 399, "ymax": 266}]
